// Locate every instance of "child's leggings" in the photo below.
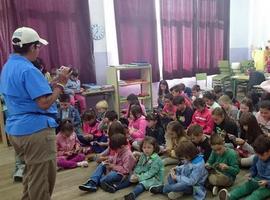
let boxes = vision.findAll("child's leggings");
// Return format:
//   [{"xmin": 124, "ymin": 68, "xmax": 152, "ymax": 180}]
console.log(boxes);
[{"xmin": 57, "ymin": 153, "xmax": 85, "ymax": 169}]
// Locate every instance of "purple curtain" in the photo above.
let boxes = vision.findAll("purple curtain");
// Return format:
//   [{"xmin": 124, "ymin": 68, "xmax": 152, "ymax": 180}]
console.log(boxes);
[
  {"xmin": 161, "ymin": 0, "xmax": 195, "ymax": 79},
  {"xmin": 161, "ymin": 0, "xmax": 230, "ymax": 79},
  {"xmin": 114, "ymin": 0, "xmax": 160, "ymax": 82},
  {"xmin": 0, "ymin": 0, "xmax": 95, "ymax": 83},
  {"xmin": 196, "ymin": 0, "xmax": 230, "ymax": 74}
]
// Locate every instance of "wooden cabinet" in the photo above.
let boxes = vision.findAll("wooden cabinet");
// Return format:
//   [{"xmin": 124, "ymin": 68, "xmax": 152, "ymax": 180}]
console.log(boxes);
[{"xmin": 106, "ymin": 64, "xmax": 153, "ymax": 116}]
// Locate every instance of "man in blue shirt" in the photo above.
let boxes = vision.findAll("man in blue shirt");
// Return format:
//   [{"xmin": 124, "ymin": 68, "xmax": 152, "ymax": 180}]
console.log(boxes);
[{"xmin": 0, "ymin": 27, "xmax": 71, "ymax": 200}]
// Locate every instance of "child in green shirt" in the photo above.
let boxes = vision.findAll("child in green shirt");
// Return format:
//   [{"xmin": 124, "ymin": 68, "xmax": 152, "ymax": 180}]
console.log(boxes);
[{"xmin": 206, "ymin": 134, "xmax": 240, "ymax": 196}]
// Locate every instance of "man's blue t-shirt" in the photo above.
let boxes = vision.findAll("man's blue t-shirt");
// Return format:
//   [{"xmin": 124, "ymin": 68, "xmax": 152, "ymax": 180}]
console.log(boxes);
[{"xmin": 0, "ymin": 54, "xmax": 58, "ymax": 136}]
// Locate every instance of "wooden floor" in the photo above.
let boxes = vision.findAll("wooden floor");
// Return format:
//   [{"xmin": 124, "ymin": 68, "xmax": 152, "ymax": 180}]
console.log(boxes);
[{"xmin": 0, "ymin": 144, "xmax": 249, "ymax": 200}]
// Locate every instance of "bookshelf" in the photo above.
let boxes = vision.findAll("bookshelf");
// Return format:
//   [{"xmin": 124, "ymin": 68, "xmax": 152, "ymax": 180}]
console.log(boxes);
[{"xmin": 106, "ymin": 64, "xmax": 153, "ymax": 116}]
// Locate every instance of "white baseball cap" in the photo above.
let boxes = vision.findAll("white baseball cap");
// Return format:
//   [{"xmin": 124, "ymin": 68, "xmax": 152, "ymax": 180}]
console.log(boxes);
[{"xmin": 12, "ymin": 27, "xmax": 48, "ymax": 47}]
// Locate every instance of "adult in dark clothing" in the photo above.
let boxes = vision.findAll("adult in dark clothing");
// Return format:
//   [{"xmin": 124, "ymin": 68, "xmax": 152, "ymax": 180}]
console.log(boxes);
[{"xmin": 247, "ymin": 69, "xmax": 265, "ymax": 91}]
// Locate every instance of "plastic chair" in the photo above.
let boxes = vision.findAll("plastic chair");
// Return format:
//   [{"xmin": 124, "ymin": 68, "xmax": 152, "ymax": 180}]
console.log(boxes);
[{"xmin": 212, "ymin": 60, "xmax": 232, "ymax": 90}]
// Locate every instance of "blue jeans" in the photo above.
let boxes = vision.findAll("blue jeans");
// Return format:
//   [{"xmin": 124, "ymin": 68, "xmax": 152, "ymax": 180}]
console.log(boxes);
[
  {"xmin": 115, "ymin": 176, "xmax": 145, "ymax": 197},
  {"xmin": 90, "ymin": 163, "xmax": 123, "ymax": 185},
  {"xmin": 163, "ymin": 175, "xmax": 193, "ymax": 194},
  {"xmin": 133, "ymin": 183, "xmax": 145, "ymax": 197}
]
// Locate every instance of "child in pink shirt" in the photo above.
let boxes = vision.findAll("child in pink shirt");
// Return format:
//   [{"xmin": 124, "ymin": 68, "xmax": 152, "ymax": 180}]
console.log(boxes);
[
  {"xmin": 78, "ymin": 133, "xmax": 136, "ymax": 193},
  {"xmin": 129, "ymin": 105, "xmax": 148, "ymax": 143},
  {"xmin": 161, "ymin": 93, "xmax": 177, "ymax": 119},
  {"xmin": 78, "ymin": 109, "xmax": 108, "ymax": 153},
  {"xmin": 125, "ymin": 93, "xmax": 146, "ymax": 118},
  {"xmin": 57, "ymin": 119, "xmax": 88, "ymax": 169},
  {"xmin": 191, "ymin": 98, "xmax": 214, "ymax": 135}
]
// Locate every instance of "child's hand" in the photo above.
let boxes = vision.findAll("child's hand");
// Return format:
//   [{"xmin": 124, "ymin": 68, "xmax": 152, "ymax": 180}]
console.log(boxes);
[
  {"xmin": 170, "ymin": 171, "xmax": 177, "ymax": 181},
  {"xmin": 106, "ymin": 163, "xmax": 115, "ymax": 170},
  {"xmin": 205, "ymin": 163, "xmax": 211, "ymax": 169},
  {"xmin": 66, "ymin": 151, "xmax": 74, "ymax": 156},
  {"xmin": 130, "ymin": 174, "xmax": 139, "ymax": 183},
  {"xmin": 245, "ymin": 173, "xmax": 252, "ymax": 180},
  {"xmin": 84, "ymin": 134, "xmax": 94, "ymax": 141},
  {"xmin": 258, "ymin": 180, "xmax": 268, "ymax": 187},
  {"xmin": 218, "ymin": 163, "xmax": 229, "ymax": 171},
  {"xmin": 74, "ymin": 147, "xmax": 81, "ymax": 153},
  {"xmin": 96, "ymin": 156, "xmax": 108, "ymax": 163},
  {"xmin": 235, "ymin": 138, "xmax": 245, "ymax": 145}
]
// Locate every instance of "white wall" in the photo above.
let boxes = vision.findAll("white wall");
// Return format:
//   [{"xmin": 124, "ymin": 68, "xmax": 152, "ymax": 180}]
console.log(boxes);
[
  {"xmin": 249, "ymin": 0, "xmax": 270, "ymax": 48},
  {"xmin": 229, "ymin": 0, "xmax": 250, "ymax": 61},
  {"xmin": 88, "ymin": 0, "xmax": 108, "ymax": 84}
]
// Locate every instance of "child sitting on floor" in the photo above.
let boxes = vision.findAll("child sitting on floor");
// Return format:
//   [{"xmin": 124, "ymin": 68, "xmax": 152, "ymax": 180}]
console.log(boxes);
[
  {"xmin": 187, "ymin": 124, "xmax": 212, "ymax": 162},
  {"xmin": 125, "ymin": 93, "xmax": 146, "ymax": 118},
  {"xmin": 150, "ymin": 140, "xmax": 208, "ymax": 200},
  {"xmin": 57, "ymin": 94, "xmax": 81, "ymax": 134},
  {"xmin": 191, "ymin": 85, "xmax": 203, "ymax": 102},
  {"xmin": 218, "ymin": 95, "xmax": 238, "ymax": 121},
  {"xmin": 235, "ymin": 112, "xmax": 263, "ymax": 167},
  {"xmin": 203, "ymin": 91, "xmax": 221, "ymax": 111},
  {"xmin": 219, "ymin": 134, "xmax": 270, "ymax": 200},
  {"xmin": 206, "ymin": 134, "xmax": 240, "ymax": 196},
  {"xmin": 213, "ymin": 85, "xmax": 223, "ymax": 100},
  {"xmin": 98, "ymin": 110, "xmax": 118, "ymax": 133},
  {"xmin": 128, "ymin": 105, "xmax": 148, "ymax": 150},
  {"xmin": 173, "ymin": 96, "xmax": 194, "ymax": 129},
  {"xmin": 56, "ymin": 119, "xmax": 88, "ymax": 169},
  {"xmin": 236, "ymin": 98, "xmax": 254, "ymax": 124},
  {"xmin": 78, "ymin": 109, "xmax": 107, "ymax": 153},
  {"xmin": 157, "ymin": 80, "xmax": 170, "ymax": 109},
  {"xmin": 162, "ymin": 121, "xmax": 188, "ymax": 166},
  {"xmin": 160, "ymin": 93, "xmax": 177, "ymax": 128},
  {"xmin": 78, "ymin": 133, "xmax": 136, "ymax": 193},
  {"xmin": 256, "ymin": 100, "xmax": 270, "ymax": 136},
  {"xmin": 95, "ymin": 100, "xmax": 109, "ymax": 122},
  {"xmin": 64, "ymin": 69, "xmax": 86, "ymax": 113},
  {"xmin": 191, "ymin": 98, "xmax": 214, "ymax": 135},
  {"xmin": 145, "ymin": 113, "xmax": 165, "ymax": 148},
  {"xmin": 170, "ymin": 84, "xmax": 192, "ymax": 107},
  {"xmin": 91, "ymin": 121, "xmax": 127, "ymax": 163},
  {"xmin": 212, "ymin": 107, "xmax": 239, "ymax": 147},
  {"xmin": 123, "ymin": 137, "xmax": 164, "ymax": 200}
]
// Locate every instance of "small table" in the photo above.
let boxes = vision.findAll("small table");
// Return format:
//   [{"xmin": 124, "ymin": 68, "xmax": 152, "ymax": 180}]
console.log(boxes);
[
  {"xmin": 231, "ymin": 74, "xmax": 249, "ymax": 98},
  {"xmin": 82, "ymin": 88, "xmax": 115, "ymax": 97}
]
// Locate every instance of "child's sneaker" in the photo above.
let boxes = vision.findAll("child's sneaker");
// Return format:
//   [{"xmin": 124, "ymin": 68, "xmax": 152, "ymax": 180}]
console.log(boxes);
[
  {"xmin": 168, "ymin": 192, "xmax": 183, "ymax": 200},
  {"xmin": 100, "ymin": 181, "xmax": 116, "ymax": 193},
  {"xmin": 219, "ymin": 189, "xmax": 229, "ymax": 200},
  {"xmin": 149, "ymin": 185, "xmax": 164, "ymax": 194},
  {"xmin": 77, "ymin": 161, "xmax": 89, "ymax": 167},
  {"xmin": 212, "ymin": 186, "xmax": 219, "ymax": 196},
  {"xmin": 124, "ymin": 192, "xmax": 135, "ymax": 200},
  {"xmin": 78, "ymin": 180, "xmax": 97, "ymax": 192}
]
